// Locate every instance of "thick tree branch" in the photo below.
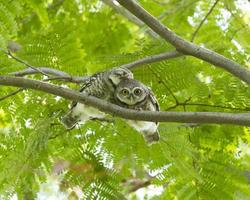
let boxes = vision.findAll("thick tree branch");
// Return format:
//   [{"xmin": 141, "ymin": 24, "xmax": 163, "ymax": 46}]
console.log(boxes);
[
  {"xmin": 120, "ymin": 50, "xmax": 182, "ymax": 69},
  {"xmin": 191, "ymin": 0, "xmax": 220, "ymax": 42},
  {"xmin": 116, "ymin": 0, "xmax": 250, "ymax": 84},
  {"xmin": 0, "ymin": 76, "xmax": 249, "ymax": 126}
]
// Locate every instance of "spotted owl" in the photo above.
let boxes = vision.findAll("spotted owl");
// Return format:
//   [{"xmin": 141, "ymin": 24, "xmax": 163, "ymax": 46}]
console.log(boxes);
[
  {"xmin": 61, "ymin": 67, "xmax": 134, "ymax": 129},
  {"xmin": 114, "ymin": 79, "xmax": 160, "ymax": 144}
]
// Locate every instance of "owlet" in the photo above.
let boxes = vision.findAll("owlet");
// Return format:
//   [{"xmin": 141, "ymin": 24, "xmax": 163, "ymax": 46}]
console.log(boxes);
[
  {"xmin": 61, "ymin": 67, "xmax": 134, "ymax": 129},
  {"xmin": 114, "ymin": 79, "xmax": 160, "ymax": 144}
]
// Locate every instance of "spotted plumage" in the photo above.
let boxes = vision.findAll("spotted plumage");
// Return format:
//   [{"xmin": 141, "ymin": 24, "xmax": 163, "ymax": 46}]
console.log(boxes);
[
  {"xmin": 61, "ymin": 67, "xmax": 133, "ymax": 129},
  {"xmin": 114, "ymin": 79, "xmax": 160, "ymax": 144}
]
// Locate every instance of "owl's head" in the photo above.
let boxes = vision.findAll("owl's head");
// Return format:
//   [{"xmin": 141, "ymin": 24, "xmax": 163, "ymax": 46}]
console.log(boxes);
[
  {"xmin": 115, "ymin": 79, "xmax": 148, "ymax": 105},
  {"xmin": 108, "ymin": 67, "xmax": 134, "ymax": 86}
]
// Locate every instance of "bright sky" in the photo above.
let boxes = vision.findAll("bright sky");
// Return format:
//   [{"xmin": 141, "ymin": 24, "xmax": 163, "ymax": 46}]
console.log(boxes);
[{"xmin": 236, "ymin": 0, "xmax": 250, "ymax": 21}]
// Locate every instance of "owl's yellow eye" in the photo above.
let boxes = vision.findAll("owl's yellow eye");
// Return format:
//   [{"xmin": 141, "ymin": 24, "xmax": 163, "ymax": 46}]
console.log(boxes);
[
  {"xmin": 134, "ymin": 88, "xmax": 142, "ymax": 95},
  {"xmin": 121, "ymin": 89, "xmax": 129, "ymax": 95}
]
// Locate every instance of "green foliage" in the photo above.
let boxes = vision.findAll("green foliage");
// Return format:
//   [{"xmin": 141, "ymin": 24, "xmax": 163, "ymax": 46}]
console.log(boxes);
[{"xmin": 0, "ymin": 0, "xmax": 249, "ymax": 199}]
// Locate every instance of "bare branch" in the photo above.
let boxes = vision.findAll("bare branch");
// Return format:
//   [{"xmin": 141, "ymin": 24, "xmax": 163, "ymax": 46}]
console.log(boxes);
[
  {"xmin": 0, "ymin": 76, "xmax": 249, "ymax": 126},
  {"xmin": 0, "ymin": 88, "xmax": 24, "ymax": 101},
  {"xmin": 0, "ymin": 48, "xmax": 50, "ymax": 77},
  {"xmin": 122, "ymin": 178, "xmax": 152, "ymax": 193},
  {"xmin": 2, "ymin": 44, "xmax": 89, "ymax": 84},
  {"xmin": 148, "ymin": 66, "xmax": 179, "ymax": 103},
  {"xmin": 10, "ymin": 67, "xmax": 69, "ymax": 77},
  {"xmin": 120, "ymin": 50, "xmax": 182, "ymax": 69},
  {"xmin": 165, "ymin": 100, "xmax": 250, "ymax": 112},
  {"xmin": 7, "ymin": 50, "xmax": 180, "ymax": 83},
  {"xmin": 191, "ymin": 0, "xmax": 220, "ymax": 42},
  {"xmin": 9, "ymin": 68, "xmax": 89, "ymax": 83},
  {"xmin": 116, "ymin": 0, "xmax": 250, "ymax": 84},
  {"xmin": 42, "ymin": 76, "xmax": 89, "ymax": 83}
]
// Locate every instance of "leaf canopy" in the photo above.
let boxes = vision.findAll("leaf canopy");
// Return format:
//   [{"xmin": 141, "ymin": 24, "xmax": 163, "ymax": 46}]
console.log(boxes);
[{"xmin": 0, "ymin": 0, "xmax": 249, "ymax": 199}]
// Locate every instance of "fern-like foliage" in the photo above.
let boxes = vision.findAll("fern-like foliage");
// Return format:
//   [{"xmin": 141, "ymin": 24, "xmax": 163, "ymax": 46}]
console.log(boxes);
[{"xmin": 0, "ymin": 0, "xmax": 249, "ymax": 199}]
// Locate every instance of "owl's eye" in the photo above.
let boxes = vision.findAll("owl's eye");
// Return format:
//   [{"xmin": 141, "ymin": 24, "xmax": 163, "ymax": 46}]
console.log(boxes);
[
  {"xmin": 121, "ymin": 89, "xmax": 129, "ymax": 95},
  {"xmin": 134, "ymin": 88, "xmax": 142, "ymax": 95}
]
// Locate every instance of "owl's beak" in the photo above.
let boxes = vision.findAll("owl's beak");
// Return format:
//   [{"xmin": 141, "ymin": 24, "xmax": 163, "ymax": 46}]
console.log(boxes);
[{"xmin": 129, "ymin": 95, "xmax": 134, "ymax": 102}]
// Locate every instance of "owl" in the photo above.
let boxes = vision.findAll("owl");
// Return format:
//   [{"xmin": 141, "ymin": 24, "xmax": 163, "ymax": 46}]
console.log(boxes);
[
  {"xmin": 61, "ymin": 67, "xmax": 133, "ymax": 129},
  {"xmin": 114, "ymin": 79, "xmax": 160, "ymax": 144}
]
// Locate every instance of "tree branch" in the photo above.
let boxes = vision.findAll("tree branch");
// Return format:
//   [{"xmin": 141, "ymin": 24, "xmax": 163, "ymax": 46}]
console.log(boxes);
[
  {"xmin": 9, "ymin": 68, "xmax": 89, "ymax": 83},
  {"xmin": 122, "ymin": 178, "xmax": 152, "ymax": 193},
  {"xmin": 120, "ymin": 50, "xmax": 182, "ymax": 69},
  {"xmin": 10, "ymin": 67, "xmax": 69, "ymax": 77},
  {"xmin": 116, "ymin": 0, "xmax": 250, "ymax": 84},
  {"xmin": 165, "ymin": 100, "xmax": 250, "ymax": 112},
  {"xmin": 0, "ymin": 48, "xmax": 50, "ymax": 77},
  {"xmin": 7, "ymin": 49, "xmax": 180, "ymax": 83},
  {"xmin": 0, "ymin": 88, "xmax": 24, "ymax": 101},
  {"xmin": 191, "ymin": 0, "xmax": 220, "ymax": 42},
  {"xmin": 1, "ymin": 47, "xmax": 89, "ymax": 83},
  {"xmin": 0, "ymin": 76, "xmax": 249, "ymax": 126},
  {"xmin": 148, "ymin": 66, "xmax": 179, "ymax": 103}
]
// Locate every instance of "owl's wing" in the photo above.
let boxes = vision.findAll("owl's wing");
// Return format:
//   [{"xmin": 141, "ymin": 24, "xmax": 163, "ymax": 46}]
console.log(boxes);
[
  {"xmin": 70, "ymin": 74, "xmax": 98, "ymax": 108},
  {"xmin": 147, "ymin": 87, "xmax": 160, "ymax": 111}
]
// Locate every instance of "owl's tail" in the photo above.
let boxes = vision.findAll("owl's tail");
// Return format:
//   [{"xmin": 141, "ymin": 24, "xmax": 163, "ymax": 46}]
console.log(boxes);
[
  {"xmin": 144, "ymin": 130, "xmax": 160, "ymax": 145},
  {"xmin": 61, "ymin": 111, "xmax": 78, "ymax": 130}
]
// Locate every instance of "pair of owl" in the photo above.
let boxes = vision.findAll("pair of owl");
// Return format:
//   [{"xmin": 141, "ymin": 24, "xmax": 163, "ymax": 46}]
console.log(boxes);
[{"xmin": 61, "ymin": 67, "xmax": 160, "ymax": 144}]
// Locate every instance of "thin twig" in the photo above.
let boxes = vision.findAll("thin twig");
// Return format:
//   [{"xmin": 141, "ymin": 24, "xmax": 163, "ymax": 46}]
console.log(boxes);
[
  {"xmin": 10, "ymin": 67, "xmax": 89, "ymax": 83},
  {"xmin": 165, "ymin": 99, "xmax": 250, "ymax": 112},
  {"xmin": 43, "ymin": 75, "xmax": 89, "ymax": 83},
  {"xmin": 0, "ymin": 88, "xmax": 24, "ymax": 101},
  {"xmin": 8, "ymin": 50, "xmax": 181, "ymax": 84},
  {"xmin": 122, "ymin": 178, "xmax": 152, "ymax": 193},
  {"xmin": 0, "ymin": 48, "xmax": 50, "ymax": 77},
  {"xmin": 120, "ymin": 50, "xmax": 182, "ymax": 69},
  {"xmin": 10, "ymin": 67, "xmax": 69, "ymax": 77},
  {"xmin": 185, "ymin": 102, "xmax": 250, "ymax": 111},
  {"xmin": 191, "ymin": 0, "xmax": 220, "ymax": 42},
  {"xmin": 1, "ymin": 48, "xmax": 89, "ymax": 83},
  {"xmin": 148, "ymin": 67, "xmax": 179, "ymax": 104}
]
